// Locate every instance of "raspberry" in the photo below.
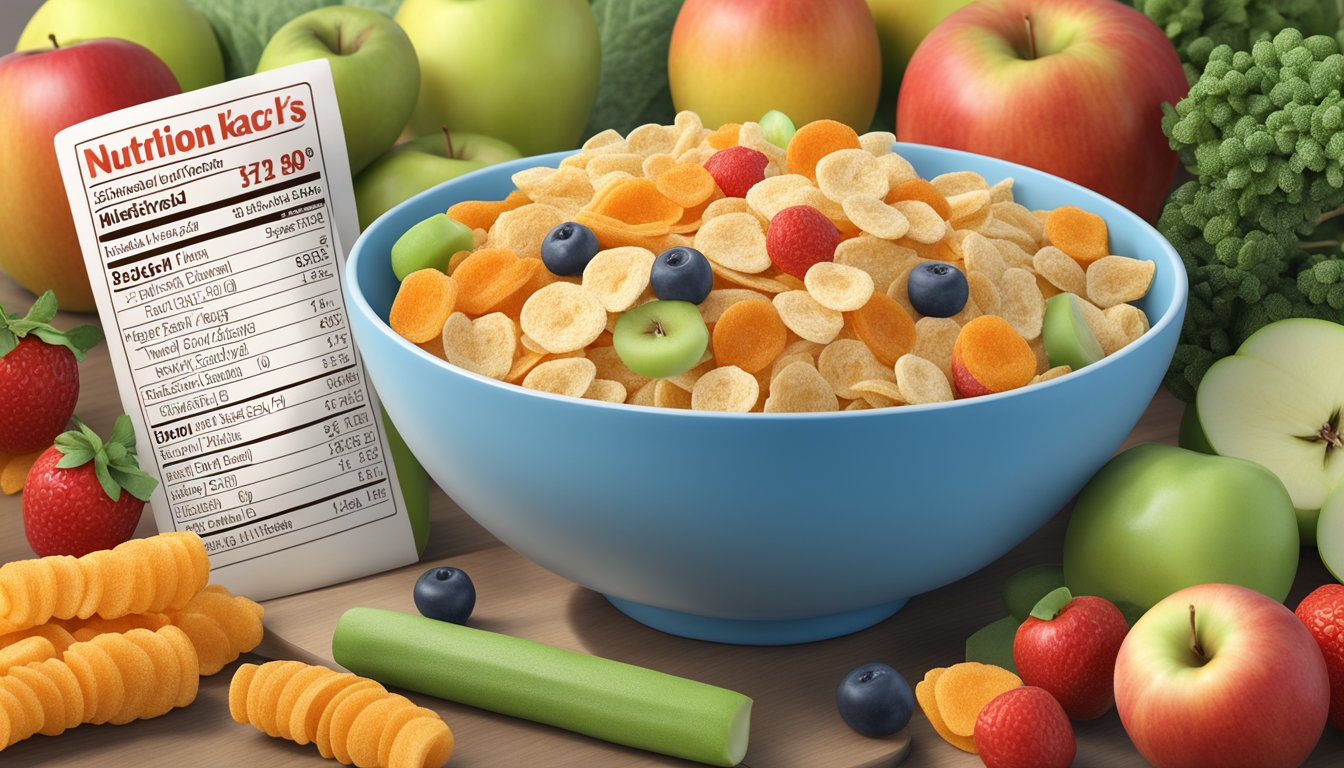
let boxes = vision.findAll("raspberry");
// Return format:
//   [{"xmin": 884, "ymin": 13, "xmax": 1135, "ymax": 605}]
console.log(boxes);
[
  {"xmin": 703, "ymin": 146, "xmax": 768, "ymax": 198},
  {"xmin": 1295, "ymin": 584, "xmax": 1344, "ymax": 730},
  {"xmin": 765, "ymin": 205, "xmax": 838, "ymax": 280},
  {"xmin": 974, "ymin": 686, "xmax": 1075, "ymax": 768}
]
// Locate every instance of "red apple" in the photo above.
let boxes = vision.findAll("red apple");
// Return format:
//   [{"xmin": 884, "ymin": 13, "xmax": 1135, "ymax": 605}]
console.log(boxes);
[
  {"xmin": 896, "ymin": 0, "xmax": 1187, "ymax": 220},
  {"xmin": 1012, "ymin": 587, "xmax": 1128, "ymax": 720},
  {"xmin": 0, "ymin": 38, "xmax": 180, "ymax": 311},
  {"xmin": 668, "ymin": 0, "xmax": 883, "ymax": 132},
  {"xmin": 1115, "ymin": 584, "xmax": 1330, "ymax": 768}
]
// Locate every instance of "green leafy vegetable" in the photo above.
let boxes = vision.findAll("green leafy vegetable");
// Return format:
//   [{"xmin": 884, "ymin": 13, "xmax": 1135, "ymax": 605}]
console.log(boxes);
[
  {"xmin": 1158, "ymin": 29, "xmax": 1344, "ymax": 401},
  {"xmin": 1129, "ymin": 0, "xmax": 1340, "ymax": 82},
  {"xmin": 583, "ymin": 0, "xmax": 683, "ymax": 138},
  {"xmin": 186, "ymin": 0, "xmax": 406, "ymax": 80}
]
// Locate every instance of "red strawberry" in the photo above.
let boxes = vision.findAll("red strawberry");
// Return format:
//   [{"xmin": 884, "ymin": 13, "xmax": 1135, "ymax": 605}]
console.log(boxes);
[
  {"xmin": 1296, "ymin": 584, "xmax": 1344, "ymax": 730},
  {"xmin": 974, "ymin": 686, "xmax": 1075, "ymax": 768},
  {"xmin": 23, "ymin": 415, "xmax": 158, "ymax": 556},
  {"xmin": 0, "ymin": 290, "xmax": 101, "ymax": 453},
  {"xmin": 703, "ymin": 146, "xmax": 768, "ymax": 198},
  {"xmin": 766, "ymin": 205, "xmax": 839, "ymax": 280},
  {"xmin": 1013, "ymin": 587, "xmax": 1128, "ymax": 720}
]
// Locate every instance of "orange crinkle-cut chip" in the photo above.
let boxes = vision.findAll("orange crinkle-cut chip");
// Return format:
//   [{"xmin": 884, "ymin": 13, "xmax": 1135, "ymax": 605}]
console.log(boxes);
[
  {"xmin": 711, "ymin": 300, "xmax": 788, "ymax": 374},
  {"xmin": 230, "ymin": 660, "xmax": 454, "ymax": 768},
  {"xmin": 389, "ymin": 270, "xmax": 459, "ymax": 344},
  {"xmin": 785, "ymin": 119, "xmax": 861, "ymax": 182},
  {"xmin": 1044, "ymin": 205, "xmax": 1108, "ymax": 266},
  {"xmin": 951, "ymin": 315, "xmax": 1036, "ymax": 397},
  {"xmin": 655, "ymin": 163, "xmax": 719, "ymax": 209},
  {"xmin": 445, "ymin": 190, "xmax": 529, "ymax": 231}
]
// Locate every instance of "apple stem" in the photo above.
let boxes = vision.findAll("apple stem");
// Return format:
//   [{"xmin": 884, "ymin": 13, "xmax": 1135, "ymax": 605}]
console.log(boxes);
[
  {"xmin": 47, "ymin": 33, "xmax": 59, "ymax": 49},
  {"xmin": 1188, "ymin": 604, "xmax": 1208, "ymax": 666},
  {"xmin": 1321, "ymin": 421, "xmax": 1343, "ymax": 450},
  {"xmin": 652, "ymin": 320, "xmax": 665, "ymax": 338},
  {"xmin": 1023, "ymin": 14, "xmax": 1037, "ymax": 60},
  {"xmin": 441, "ymin": 127, "xmax": 456, "ymax": 160}
]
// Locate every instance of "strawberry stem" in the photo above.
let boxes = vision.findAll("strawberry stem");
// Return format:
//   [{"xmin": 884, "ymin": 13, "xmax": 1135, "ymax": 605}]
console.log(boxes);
[
  {"xmin": 0, "ymin": 290, "xmax": 101, "ymax": 361},
  {"xmin": 53, "ymin": 415, "xmax": 157, "ymax": 502}
]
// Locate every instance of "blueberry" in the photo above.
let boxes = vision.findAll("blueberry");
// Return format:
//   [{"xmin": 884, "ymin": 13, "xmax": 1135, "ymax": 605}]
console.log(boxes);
[
  {"xmin": 541, "ymin": 221, "xmax": 600, "ymax": 276},
  {"xmin": 836, "ymin": 663, "xmax": 914, "ymax": 738},
  {"xmin": 650, "ymin": 246, "xmax": 713, "ymax": 304},
  {"xmin": 412, "ymin": 566, "xmax": 476, "ymax": 625},
  {"xmin": 907, "ymin": 261, "xmax": 969, "ymax": 318}
]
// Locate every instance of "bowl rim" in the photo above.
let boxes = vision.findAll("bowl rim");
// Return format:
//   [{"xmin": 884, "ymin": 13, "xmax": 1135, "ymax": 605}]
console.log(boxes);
[{"xmin": 347, "ymin": 143, "xmax": 1188, "ymax": 420}]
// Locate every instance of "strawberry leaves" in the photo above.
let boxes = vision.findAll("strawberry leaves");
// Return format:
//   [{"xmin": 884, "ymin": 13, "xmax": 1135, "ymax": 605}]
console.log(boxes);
[
  {"xmin": 53, "ymin": 415, "xmax": 158, "ymax": 502},
  {"xmin": 0, "ymin": 290, "xmax": 102, "ymax": 361}
]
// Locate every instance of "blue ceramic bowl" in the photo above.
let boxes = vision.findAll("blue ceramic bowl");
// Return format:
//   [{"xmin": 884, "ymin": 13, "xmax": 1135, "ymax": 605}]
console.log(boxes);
[{"xmin": 347, "ymin": 144, "xmax": 1186, "ymax": 645}]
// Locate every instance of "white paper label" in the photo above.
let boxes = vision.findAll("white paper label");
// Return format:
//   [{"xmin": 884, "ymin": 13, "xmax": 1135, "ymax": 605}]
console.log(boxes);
[{"xmin": 54, "ymin": 61, "xmax": 418, "ymax": 600}]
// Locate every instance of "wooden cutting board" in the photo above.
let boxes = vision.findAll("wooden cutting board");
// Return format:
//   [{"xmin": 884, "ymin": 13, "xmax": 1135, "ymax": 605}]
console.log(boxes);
[{"xmin": 252, "ymin": 395, "xmax": 1191, "ymax": 768}]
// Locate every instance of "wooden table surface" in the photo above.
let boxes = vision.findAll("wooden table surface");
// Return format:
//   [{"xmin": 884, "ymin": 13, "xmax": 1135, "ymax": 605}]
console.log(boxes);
[{"xmin": 1, "ymin": 273, "xmax": 1342, "ymax": 768}]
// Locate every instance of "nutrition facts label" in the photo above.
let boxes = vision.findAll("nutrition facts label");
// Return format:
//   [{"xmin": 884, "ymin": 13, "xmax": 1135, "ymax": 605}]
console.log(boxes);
[{"xmin": 55, "ymin": 62, "xmax": 417, "ymax": 600}]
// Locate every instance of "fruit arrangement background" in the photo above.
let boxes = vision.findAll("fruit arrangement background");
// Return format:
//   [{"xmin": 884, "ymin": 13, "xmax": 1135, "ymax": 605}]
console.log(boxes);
[{"xmin": 3, "ymin": 0, "xmax": 1344, "ymax": 766}]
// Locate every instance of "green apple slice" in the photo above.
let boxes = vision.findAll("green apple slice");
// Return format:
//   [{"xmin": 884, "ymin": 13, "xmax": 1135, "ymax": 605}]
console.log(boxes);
[
  {"xmin": 1042, "ymin": 293, "xmax": 1103, "ymax": 371},
  {"xmin": 391, "ymin": 213, "xmax": 473, "ymax": 280},
  {"xmin": 1197, "ymin": 318, "xmax": 1344, "ymax": 542},
  {"xmin": 1317, "ymin": 483, "xmax": 1344, "ymax": 581}
]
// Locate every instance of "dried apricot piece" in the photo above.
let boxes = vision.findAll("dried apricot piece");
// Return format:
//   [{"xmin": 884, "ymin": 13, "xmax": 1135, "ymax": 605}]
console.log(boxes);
[
  {"xmin": 388, "ymin": 270, "xmax": 458, "ymax": 344},
  {"xmin": 589, "ymin": 177, "xmax": 683, "ymax": 227},
  {"xmin": 1045, "ymin": 205, "xmax": 1108, "ymax": 265},
  {"xmin": 916, "ymin": 668, "xmax": 978, "ymax": 753},
  {"xmin": 707, "ymin": 122, "xmax": 741, "ymax": 150},
  {"xmin": 848, "ymin": 292, "xmax": 916, "ymax": 367},
  {"xmin": 655, "ymin": 163, "xmax": 718, "ymax": 208},
  {"xmin": 712, "ymin": 299, "xmax": 788, "ymax": 374},
  {"xmin": 951, "ymin": 315, "xmax": 1036, "ymax": 397},
  {"xmin": 933, "ymin": 662, "xmax": 1022, "ymax": 737},
  {"xmin": 885, "ymin": 179, "xmax": 951, "ymax": 220},
  {"xmin": 785, "ymin": 119, "xmax": 861, "ymax": 181},
  {"xmin": 453, "ymin": 248, "xmax": 539, "ymax": 316},
  {"xmin": 445, "ymin": 189, "xmax": 529, "ymax": 231}
]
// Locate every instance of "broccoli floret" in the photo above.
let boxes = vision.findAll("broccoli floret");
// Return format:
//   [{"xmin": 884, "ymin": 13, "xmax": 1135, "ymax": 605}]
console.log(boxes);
[
  {"xmin": 1161, "ymin": 29, "xmax": 1344, "ymax": 401},
  {"xmin": 1132, "ymin": 0, "xmax": 1340, "ymax": 82}
]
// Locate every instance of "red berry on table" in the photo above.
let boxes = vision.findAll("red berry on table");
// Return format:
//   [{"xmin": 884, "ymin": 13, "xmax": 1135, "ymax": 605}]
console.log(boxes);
[
  {"xmin": 766, "ymin": 205, "xmax": 839, "ymax": 280},
  {"xmin": 703, "ymin": 145, "xmax": 768, "ymax": 198},
  {"xmin": 1012, "ymin": 587, "xmax": 1128, "ymax": 720},
  {"xmin": 23, "ymin": 415, "xmax": 159, "ymax": 557},
  {"xmin": 974, "ymin": 686, "xmax": 1075, "ymax": 768},
  {"xmin": 0, "ymin": 290, "xmax": 101, "ymax": 454},
  {"xmin": 1296, "ymin": 584, "xmax": 1344, "ymax": 730}
]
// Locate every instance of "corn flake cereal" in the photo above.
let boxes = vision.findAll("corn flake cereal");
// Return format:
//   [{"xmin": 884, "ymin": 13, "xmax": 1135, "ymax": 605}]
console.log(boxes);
[
  {"xmin": 818, "ymin": 339, "xmax": 895, "ymax": 400},
  {"xmin": 890, "ymin": 200, "xmax": 947, "ymax": 244},
  {"xmin": 519, "ymin": 283, "xmax": 607, "ymax": 354},
  {"xmin": 582, "ymin": 247, "xmax": 656, "ymax": 312},
  {"xmin": 695, "ymin": 213, "xmax": 771, "ymax": 273},
  {"xmin": 1086, "ymin": 256, "xmax": 1155, "ymax": 309},
  {"xmin": 440, "ymin": 312, "xmax": 516, "ymax": 381},
  {"xmin": 895, "ymin": 354, "xmax": 954, "ymax": 404},
  {"xmin": 804, "ymin": 262, "xmax": 874, "ymax": 312},
  {"xmin": 764, "ymin": 362, "xmax": 840, "ymax": 413},
  {"xmin": 816, "ymin": 148, "xmax": 889, "ymax": 203},
  {"xmin": 773, "ymin": 291, "xmax": 844, "ymax": 344},
  {"xmin": 841, "ymin": 196, "xmax": 909, "ymax": 240},
  {"xmin": 691, "ymin": 366, "xmax": 759, "ymax": 412}
]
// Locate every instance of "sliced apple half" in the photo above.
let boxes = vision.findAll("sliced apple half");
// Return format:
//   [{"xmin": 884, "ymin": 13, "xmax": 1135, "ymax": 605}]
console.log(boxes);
[
  {"xmin": 1043, "ymin": 293, "xmax": 1103, "ymax": 371},
  {"xmin": 1196, "ymin": 318, "xmax": 1344, "ymax": 542},
  {"xmin": 1319, "ymin": 483, "xmax": 1344, "ymax": 582}
]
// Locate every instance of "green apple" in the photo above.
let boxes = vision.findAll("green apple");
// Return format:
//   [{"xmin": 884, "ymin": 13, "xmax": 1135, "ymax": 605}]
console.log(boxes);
[
  {"xmin": 391, "ymin": 214, "xmax": 474, "ymax": 280},
  {"xmin": 1063, "ymin": 443, "xmax": 1299, "ymax": 611},
  {"xmin": 1316, "ymin": 483, "xmax": 1344, "ymax": 582},
  {"xmin": 1042, "ymin": 293, "xmax": 1103, "ymax": 371},
  {"xmin": 759, "ymin": 110, "xmax": 797, "ymax": 149},
  {"xmin": 613, "ymin": 301, "xmax": 709, "ymax": 380},
  {"xmin": 1196, "ymin": 318, "xmax": 1344, "ymax": 542},
  {"xmin": 355, "ymin": 130, "xmax": 522, "ymax": 230},
  {"xmin": 18, "ymin": 0, "xmax": 223, "ymax": 91},
  {"xmin": 396, "ymin": 0, "xmax": 600, "ymax": 157},
  {"xmin": 866, "ymin": 0, "xmax": 976, "ymax": 124},
  {"xmin": 257, "ymin": 6, "xmax": 419, "ymax": 176}
]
